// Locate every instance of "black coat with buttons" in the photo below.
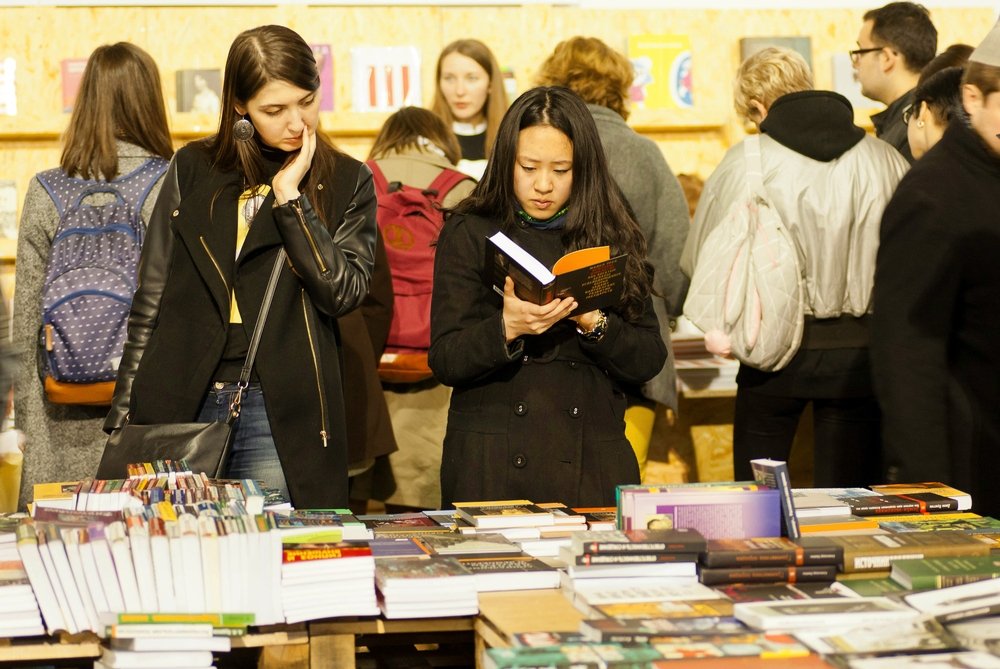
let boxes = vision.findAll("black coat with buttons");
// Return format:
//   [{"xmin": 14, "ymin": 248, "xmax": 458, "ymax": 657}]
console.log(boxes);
[{"xmin": 429, "ymin": 213, "xmax": 667, "ymax": 507}]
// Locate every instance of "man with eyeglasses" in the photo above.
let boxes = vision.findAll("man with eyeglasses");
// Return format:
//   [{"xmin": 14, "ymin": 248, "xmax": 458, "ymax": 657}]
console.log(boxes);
[{"xmin": 853, "ymin": 2, "xmax": 938, "ymax": 163}]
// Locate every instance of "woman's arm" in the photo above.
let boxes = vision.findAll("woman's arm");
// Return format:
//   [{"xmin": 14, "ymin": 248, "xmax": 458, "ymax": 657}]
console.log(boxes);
[
  {"xmin": 578, "ymin": 297, "xmax": 667, "ymax": 385},
  {"xmin": 104, "ymin": 159, "xmax": 179, "ymax": 431},
  {"xmin": 272, "ymin": 166, "xmax": 377, "ymax": 318}
]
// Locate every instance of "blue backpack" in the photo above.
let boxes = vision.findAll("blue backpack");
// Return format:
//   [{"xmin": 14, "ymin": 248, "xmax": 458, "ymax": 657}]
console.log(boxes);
[{"xmin": 36, "ymin": 158, "xmax": 168, "ymax": 405}]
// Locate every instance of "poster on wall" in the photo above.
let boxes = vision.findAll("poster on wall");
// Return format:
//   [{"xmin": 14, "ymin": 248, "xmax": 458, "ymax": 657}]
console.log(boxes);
[
  {"xmin": 61, "ymin": 58, "xmax": 87, "ymax": 113},
  {"xmin": 350, "ymin": 46, "xmax": 421, "ymax": 113},
  {"xmin": 176, "ymin": 69, "xmax": 222, "ymax": 115},
  {"xmin": 628, "ymin": 34, "xmax": 693, "ymax": 110},
  {"xmin": 0, "ymin": 58, "xmax": 15, "ymax": 116},
  {"xmin": 310, "ymin": 44, "xmax": 335, "ymax": 112},
  {"xmin": 740, "ymin": 36, "xmax": 812, "ymax": 69}
]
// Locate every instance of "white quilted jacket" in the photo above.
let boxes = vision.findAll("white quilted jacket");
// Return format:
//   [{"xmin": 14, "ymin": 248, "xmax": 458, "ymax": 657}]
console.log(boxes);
[{"xmin": 682, "ymin": 133, "xmax": 908, "ymax": 319}]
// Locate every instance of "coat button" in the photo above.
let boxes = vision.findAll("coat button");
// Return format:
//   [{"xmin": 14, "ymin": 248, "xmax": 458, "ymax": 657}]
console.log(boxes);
[
  {"xmin": 514, "ymin": 402, "xmax": 527, "ymax": 416},
  {"xmin": 569, "ymin": 361, "xmax": 578, "ymax": 369},
  {"xmin": 512, "ymin": 454, "xmax": 527, "ymax": 468},
  {"xmin": 522, "ymin": 355, "xmax": 530, "ymax": 364},
  {"xmin": 172, "ymin": 209, "xmax": 180, "ymax": 217},
  {"xmin": 570, "ymin": 406, "xmax": 581, "ymax": 418}
]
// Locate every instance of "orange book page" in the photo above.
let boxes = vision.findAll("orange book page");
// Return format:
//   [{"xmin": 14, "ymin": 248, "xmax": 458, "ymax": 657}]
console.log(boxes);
[{"xmin": 552, "ymin": 246, "xmax": 611, "ymax": 275}]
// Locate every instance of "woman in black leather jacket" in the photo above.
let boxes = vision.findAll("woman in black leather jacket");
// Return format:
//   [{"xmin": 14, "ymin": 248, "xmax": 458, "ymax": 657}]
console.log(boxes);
[{"xmin": 104, "ymin": 25, "xmax": 377, "ymax": 508}]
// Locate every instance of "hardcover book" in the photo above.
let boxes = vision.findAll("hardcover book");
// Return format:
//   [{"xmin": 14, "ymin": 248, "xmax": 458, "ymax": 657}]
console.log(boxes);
[
  {"xmin": 698, "ymin": 564, "xmax": 837, "ymax": 586},
  {"xmin": 869, "ymin": 482, "xmax": 972, "ymax": 511},
  {"xmin": 750, "ymin": 458, "xmax": 799, "ymax": 538},
  {"xmin": 823, "ymin": 531, "xmax": 995, "ymax": 573},
  {"xmin": 890, "ymin": 555, "xmax": 1000, "ymax": 590},
  {"xmin": 569, "ymin": 528, "xmax": 706, "ymax": 555},
  {"xmin": 453, "ymin": 500, "xmax": 555, "ymax": 529},
  {"xmin": 701, "ymin": 537, "xmax": 841, "ymax": 568},
  {"xmin": 733, "ymin": 596, "xmax": 918, "ymax": 630},
  {"xmin": 485, "ymin": 230, "xmax": 627, "ymax": 313},
  {"xmin": 847, "ymin": 493, "xmax": 959, "ymax": 515},
  {"xmin": 617, "ymin": 486, "xmax": 781, "ymax": 539}
]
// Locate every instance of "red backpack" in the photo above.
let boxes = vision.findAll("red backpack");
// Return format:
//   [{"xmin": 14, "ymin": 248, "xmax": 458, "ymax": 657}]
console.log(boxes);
[{"xmin": 366, "ymin": 160, "xmax": 472, "ymax": 382}]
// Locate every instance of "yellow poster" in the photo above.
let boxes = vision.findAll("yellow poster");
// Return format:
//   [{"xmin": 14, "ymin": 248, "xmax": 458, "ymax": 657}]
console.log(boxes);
[{"xmin": 628, "ymin": 34, "xmax": 693, "ymax": 110}]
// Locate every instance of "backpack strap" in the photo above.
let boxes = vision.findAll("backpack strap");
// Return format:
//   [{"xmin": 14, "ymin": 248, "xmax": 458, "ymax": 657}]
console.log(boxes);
[
  {"xmin": 424, "ymin": 168, "xmax": 472, "ymax": 204},
  {"xmin": 35, "ymin": 168, "xmax": 73, "ymax": 217},
  {"xmin": 116, "ymin": 158, "xmax": 169, "ymax": 213},
  {"xmin": 743, "ymin": 134, "xmax": 768, "ymax": 200}
]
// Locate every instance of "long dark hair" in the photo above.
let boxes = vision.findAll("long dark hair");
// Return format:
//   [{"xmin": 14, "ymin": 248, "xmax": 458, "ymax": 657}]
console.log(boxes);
[
  {"xmin": 205, "ymin": 25, "xmax": 342, "ymax": 221},
  {"xmin": 61, "ymin": 42, "xmax": 173, "ymax": 180},
  {"xmin": 455, "ymin": 86, "xmax": 652, "ymax": 321}
]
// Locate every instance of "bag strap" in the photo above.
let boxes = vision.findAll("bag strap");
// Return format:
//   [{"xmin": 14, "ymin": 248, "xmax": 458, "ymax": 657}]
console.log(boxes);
[
  {"xmin": 229, "ymin": 248, "xmax": 287, "ymax": 421},
  {"xmin": 425, "ymin": 168, "xmax": 471, "ymax": 203},
  {"xmin": 743, "ymin": 134, "xmax": 768, "ymax": 201}
]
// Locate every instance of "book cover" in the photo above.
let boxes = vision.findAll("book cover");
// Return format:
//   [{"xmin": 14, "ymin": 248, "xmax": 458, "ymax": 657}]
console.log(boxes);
[
  {"xmin": 485, "ymin": 230, "xmax": 627, "ymax": 314},
  {"xmin": 649, "ymin": 631, "xmax": 811, "ymax": 660},
  {"xmin": 617, "ymin": 486, "xmax": 781, "ymax": 539},
  {"xmin": 733, "ymin": 596, "xmax": 918, "ymax": 630},
  {"xmin": 701, "ymin": 537, "xmax": 841, "ymax": 568},
  {"xmin": 627, "ymin": 33, "xmax": 693, "ymax": 110},
  {"xmin": 713, "ymin": 581, "xmax": 842, "ymax": 603},
  {"xmin": 794, "ymin": 618, "xmax": 956, "ymax": 655},
  {"xmin": 750, "ymin": 458, "xmax": 800, "ymax": 538},
  {"xmin": 846, "ymin": 652, "xmax": 1000, "ymax": 668},
  {"xmin": 416, "ymin": 532, "xmax": 522, "ymax": 556},
  {"xmin": 100, "ymin": 610, "xmax": 254, "ymax": 628},
  {"xmin": 455, "ymin": 555, "xmax": 560, "ymax": 591},
  {"xmin": 947, "ymin": 617, "xmax": 1000, "ymax": 654},
  {"xmin": 453, "ymin": 500, "xmax": 555, "ymax": 529},
  {"xmin": 870, "ymin": 482, "xmax": 972, "ymax": 511},
  {"xmin": 281, "ymin": 540, "xmax": 372, "ymax": 563},
  {"xmin": 309, "ymin": 43, "xmax": 334, "ymax": 111},
  {"xmin": 878, "ymin": 515, "xmax": 1000, "ymax": 534},
  {"xmin": 579, "ymin": 616, "xmax": 748, "ymax": 643},
  {"xmin": 14, "ymin": 521, "xmax": 67, "ymax": 634},
  {"xmin": 561, "ymin": 548, "xmax": 700, "ymax": 566},
  {"xmin": 791, "ymin": 490, "xmax": 851, "ymax": 518},
  {"xmin": 698, "ymin": 564, "xmax": 838, "ymax": 586},
  {"xmin": 798, "ymin": 514, "xmax": 881, "ymax": 535},
  {"xmin": 358, "ymin": 512, "xmax": 452, "ymax": 535},
  {"xmin": 903, "ymin": 575, "xmax": 1000, "ymax": 623},
  {"xmin": 60, "ymin": 58, "xmax": 86, "ymax": 113},
  {"xmin": 569, "ymin": 528, "xmax": 706, "ymax": 555},
  {"xmin": 890, "ymin": 555, "xmax": 1000, "ymax": 589},
  {"xmin": 849, "ymin": 492, "xmax": 958, "ymax": 515},
  {"xmin": 740, "ymin": 36, "xmax": 813, "ymax": 69},
  {"xmin": 589, "ymin": 598, "xmax": 734, "ymax": 621},
  {"xmin": 175, "ymin": 68, "xmax": 221, "ymax": 115},
  {"xmin": 825, "ymin": 531, "xmax": 995, "ymax": 573}
]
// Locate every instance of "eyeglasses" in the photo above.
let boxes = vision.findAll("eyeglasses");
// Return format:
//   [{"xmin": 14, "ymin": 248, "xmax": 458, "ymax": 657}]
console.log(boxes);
[
  {"xmin": 849, "ymin": 46, "xmax": 884, "ymax": 64},
  {"xmin": 902, "ymin": 104, "xmax": 914, "ymax": 125}
]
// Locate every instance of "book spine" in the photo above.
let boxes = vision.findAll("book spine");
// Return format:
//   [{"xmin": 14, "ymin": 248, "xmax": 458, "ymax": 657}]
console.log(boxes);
[
  {"xmin": 698, "ymin": 564, "xmax": 838, "ymax": 585},
  {"xmin": 571, "ymin": 552, "xmax": 700, "ymax": 565},
  {"xmin": 702, "ymin": 546, "xmax": 842, "ymax": 568},
  {"xmin": 282, "ymin": 546, "xmax": 373, "ymax": 562},
  {"xmin": 576, "ymin": 541, "xmax": 700, "ymax": 553},
  {"xmin": 849, "ymin": 501, "xmax": 921, "ymax": 515}
]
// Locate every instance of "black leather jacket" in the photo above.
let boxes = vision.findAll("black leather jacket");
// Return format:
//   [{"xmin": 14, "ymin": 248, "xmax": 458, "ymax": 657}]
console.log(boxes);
[{"xmin": 104, "ymin": 143, "xmax": 375, "ymax": 507}]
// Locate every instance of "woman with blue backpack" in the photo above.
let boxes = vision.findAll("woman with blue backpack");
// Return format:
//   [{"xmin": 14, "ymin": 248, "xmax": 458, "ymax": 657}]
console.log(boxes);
[{"xmin": 13, "ymin": 42, "xmax": 173, "ymax": 510}]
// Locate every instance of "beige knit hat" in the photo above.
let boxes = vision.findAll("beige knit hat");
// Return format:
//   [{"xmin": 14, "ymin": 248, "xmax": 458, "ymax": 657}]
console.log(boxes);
[{"xmin": 971, "ymin": 20, "xmax": 1000, "ymax": 66}]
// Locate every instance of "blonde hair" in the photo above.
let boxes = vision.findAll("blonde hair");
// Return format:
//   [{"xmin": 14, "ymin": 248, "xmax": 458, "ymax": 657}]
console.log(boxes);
[
  {"xmin": 431, "ymin": 39, "xmax": 508, "ymax": 158},
  {"xmin": 536, "ymin": 36, "xmax": 633, "ymax": 120},
  {"xmin": 733, "ymin": 47, "xmax": 813, "ymax": 122}
]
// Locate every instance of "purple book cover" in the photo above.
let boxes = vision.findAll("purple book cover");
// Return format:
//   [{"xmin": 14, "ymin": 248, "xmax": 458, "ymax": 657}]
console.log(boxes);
[
  {"xmin": 311, "ymin": 44, "xmax": 334, "ymax": 111},
  {"xmin": 624, "ymin": 488, "xmax": 781, "ymax": 539}
]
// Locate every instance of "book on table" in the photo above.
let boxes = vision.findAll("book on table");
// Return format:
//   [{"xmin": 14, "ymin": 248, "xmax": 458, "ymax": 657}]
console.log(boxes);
[
  {"xmin": 698, "ymin": 563, "xmax": 838, "ymax": 586},
  {"xmin": 568, "ymin": 528, "xmax": 706, "ymax": 555},
  {"xmin": 578, "ymin": 615, "xmax": 749, "ymax": 643},
  {"xmin": 485, "ymin": 230, "xmax": 627, "ymax": 313},
  {"xmin": 732, "ymin": 596, "xmax": 919, "ymax": 630},
  {"xmin": 890, "ymin": 555, "xmax": 1000, "ymax": 589},
  {"xmin": 821, "ymin": 530, "xmax": 996, "ymax": 573},
  {"xmin": 750, "ymin": 458, "xmax": 800, "ymax": 539},
  {"xmin": 792, "ymin": 618, "xmax": 957, "ymax": 656},
  {"xmin": 846, "ymin": 492, "xmax": 960, "ymax": 515},
  {"xmin": 947, "ymin": 616, "xmax": 1000, "ymax": 653},
  {"xmin": 454, "ymin": 554, "xmax": 560, "ymax": 592},
  {"xmin": 700, "ymin": 536, "xmax": 841, "ymax": 568},
  {"xmin": 791, "ymin": 490, "xmax": 852, "ymax": 518},
  {"xmin": 713, "ymin": 581, "xmax": 843, "ymax": 603},
  {"xmin": 452, "ymin": 500, "xmax": 555, "ymax": 529},
  {"xmin": 844, "ymin": 652, "xmax": 1000, "ymax": 669},
  {"xmin": 869, "ymin": 482, "xmax": 973, "ymax": 511},
  {"xmin": 616, "ymin": 485, "xmax": 781, "ymax": 539},
  {"xmin": 903, "ymin": 576, "xmax": 1000, "ymax": 623}
]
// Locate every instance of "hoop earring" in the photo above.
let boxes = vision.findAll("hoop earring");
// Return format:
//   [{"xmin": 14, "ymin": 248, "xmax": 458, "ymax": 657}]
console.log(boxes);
[{"xmin": 233, "ymin": 115, "xmax": 254, "ymax": 142}]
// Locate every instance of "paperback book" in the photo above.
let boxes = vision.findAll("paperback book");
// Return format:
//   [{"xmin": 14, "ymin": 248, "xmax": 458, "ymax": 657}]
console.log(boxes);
[
  {"xmin": 453, "ymin": 500, "xmax": 555, "ymax": 529},
  {"xmin": 733, "ymin": 596, "xmax": 919, "ymax": 630},
  {"xmin": 890, "ymin": 555, "xmax": 1000, "ymax": 589},
  {"xmin": 700, "ymin": 537, "xmax": 841, "ymax": 568},
  {"xmin": 750, "ymin": 458, "xmax": 800, "ymax": 538},
  {"xmin": 485, "ymin": 230, "xmax": 627, "ymax": 313}
]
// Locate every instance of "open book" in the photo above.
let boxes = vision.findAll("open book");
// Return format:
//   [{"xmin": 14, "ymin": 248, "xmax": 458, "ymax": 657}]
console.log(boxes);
[{"xmin": 485, "ymin": 231, "xmax": 626, "ymax": 313}]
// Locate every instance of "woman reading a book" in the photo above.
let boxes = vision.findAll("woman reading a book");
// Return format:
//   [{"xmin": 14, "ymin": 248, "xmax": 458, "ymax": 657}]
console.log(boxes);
[
  {"xmin": 103, "ymin": 25, "xmax": 377, "ymax": 509},
  {"xmin": 429, "ymin": 86, "xmax": 666, "ymax": 507}
]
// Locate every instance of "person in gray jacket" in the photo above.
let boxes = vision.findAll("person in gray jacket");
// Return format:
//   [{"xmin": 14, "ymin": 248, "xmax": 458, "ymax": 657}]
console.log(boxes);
[
  {"xmin": 682, "ymin": 48, "xmax": 908, "ymax": 487},
  {"xmin": 537, "ymin": 37, "xmax": 690, "ymax": 478}
]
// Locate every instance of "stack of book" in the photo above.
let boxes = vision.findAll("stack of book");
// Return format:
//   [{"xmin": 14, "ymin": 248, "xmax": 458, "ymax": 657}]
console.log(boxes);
[
  {"xmin": 0, "ymin": 516, "xmax": 45, "ymax": 637},
  {"xmin": 375, "ymin": 557, "xmax": 478, "ymax": 619},
  {"xmin": 97, "ymin": 615, "xmax": 239, "ymax": 669},
  {"xmin": 559, "ymin": 528, "xmax": 703, "ymax": 584},
  {"xmin": 280, "ymin": 539, "xmax": 378, "ymax": 622},
  {"xmin": 698, "ymin": 537, "xmax": 841, "ymax": 586},
  {"xmin": 413, "ymin": 531, "xmax": 561, "ymax": 592},
  {"xmin": 272, "ymin": 508, "xmax": 372, "ymax": 542}
]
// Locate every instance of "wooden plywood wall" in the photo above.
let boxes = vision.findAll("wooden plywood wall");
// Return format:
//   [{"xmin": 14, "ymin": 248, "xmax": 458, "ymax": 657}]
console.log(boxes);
[{"xmin": 0, "ymin": 4, "xmax": 994, "ymax": 233}]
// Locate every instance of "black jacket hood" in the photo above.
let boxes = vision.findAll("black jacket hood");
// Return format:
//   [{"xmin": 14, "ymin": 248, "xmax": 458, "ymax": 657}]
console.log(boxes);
[{"xmin": 760, "ymin": 90, "xmax": 866, "ymax": 162}]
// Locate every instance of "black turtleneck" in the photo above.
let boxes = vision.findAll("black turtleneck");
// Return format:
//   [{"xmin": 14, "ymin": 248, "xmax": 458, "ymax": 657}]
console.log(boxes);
[{"xmin": 759, "ymin": 90, "xmax": 866, "ymax": 162}]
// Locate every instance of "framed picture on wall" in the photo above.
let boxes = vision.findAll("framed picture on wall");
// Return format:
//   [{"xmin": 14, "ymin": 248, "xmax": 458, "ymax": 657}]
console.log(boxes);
[{"xmin": 176, "ymin": 69, "xmax": 222, "ymax": 115}]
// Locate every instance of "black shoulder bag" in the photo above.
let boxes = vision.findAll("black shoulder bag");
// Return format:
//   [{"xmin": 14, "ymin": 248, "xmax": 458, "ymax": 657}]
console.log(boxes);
[{"xmin": 96, "ymin": 249, "xmax": 286, "ymax": 480}]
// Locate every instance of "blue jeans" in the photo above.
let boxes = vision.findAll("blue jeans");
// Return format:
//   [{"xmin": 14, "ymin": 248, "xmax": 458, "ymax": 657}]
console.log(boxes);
[{"xmin": 197, "ymin": 382, "xmax": 290, "ymax": 502}]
